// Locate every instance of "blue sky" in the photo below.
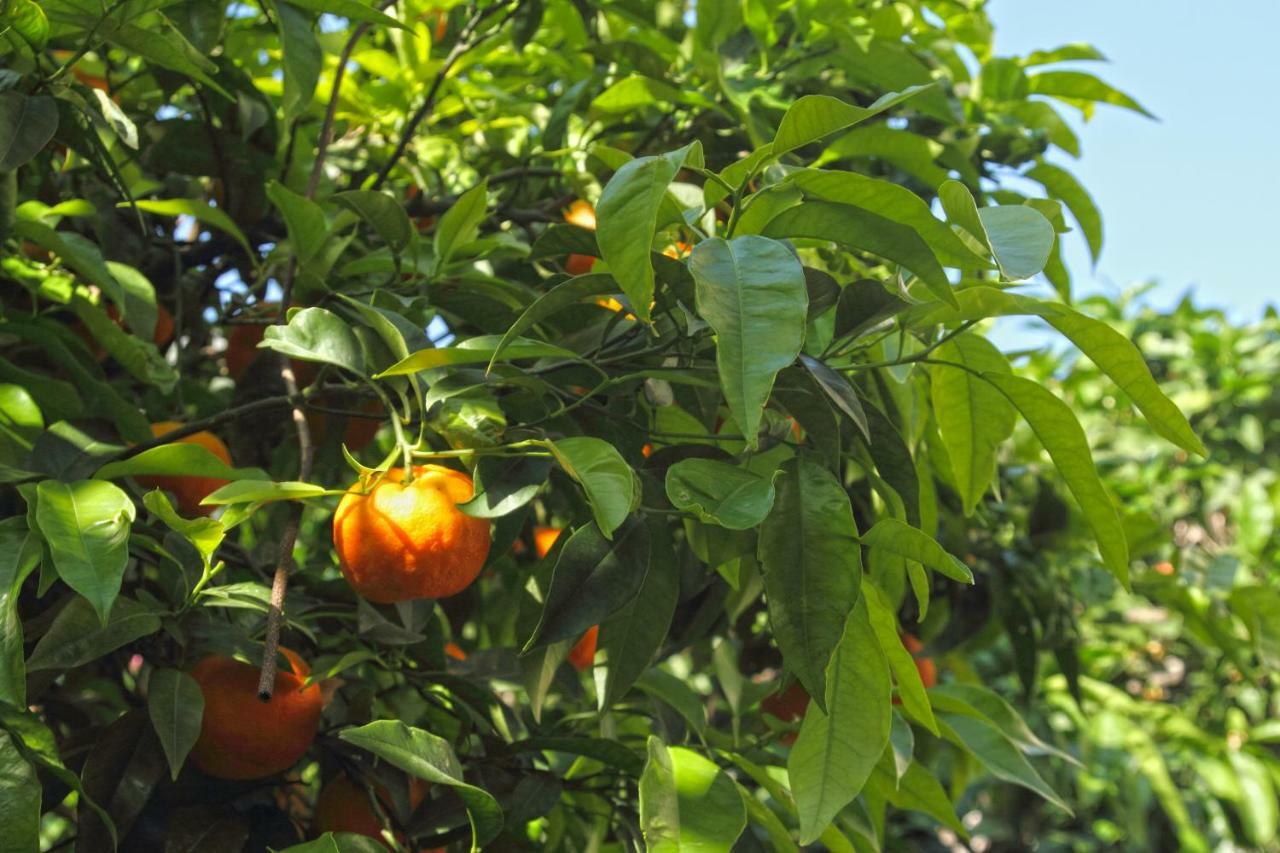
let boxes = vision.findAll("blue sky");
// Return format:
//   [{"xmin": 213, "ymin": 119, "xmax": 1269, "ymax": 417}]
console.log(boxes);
[{"xmin": 987, "ymin": 0, "xmax": 1279, "ymax": 341}]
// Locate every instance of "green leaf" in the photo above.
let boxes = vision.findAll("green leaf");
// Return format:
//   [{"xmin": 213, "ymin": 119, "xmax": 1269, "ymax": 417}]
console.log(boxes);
[
  {"xmin": 0, "ymin": 0, "xmax": 49, "ymax": 50},
  {"xmin": 1026, "ymin": 161, "xmax": 1102, "ymax": 264},
  {"xmin": 458, "ymin": 455, "xmax": 552, "ymax": 518},
  {"xmin": 69, "ymin": 295, "xmax": 177, "ymax": 392},
  {"xmin": 201, "ymin": 479, "xmax": 333, "ymax": 506},
  {"xmin": 0, "ymin": 519, "xmax": 40, "ymax": 706},
  {"xmin": 0, "ymin": 729, "xmax": 40, "ymax": 853},
  {"xmin": 0, "ymin": 92, "xmax": 57, "ymax": 171},
  {"xmin": 338, "ymin": 720, "xmax": 504, "ymax": 848},
  {"xmin": 0, "ymin": 384, "xmax": 43, "ymax": 465},
  {"xmin": 771, "ymin": 86, "xmax": 937, "ymax": 159},
  {"xmin": 869, "ymin": 757, "xmax": 966, "ymax": 836},
  {"xmin": 547, "ymin": 437, "xmax": 639, "ymax": 538},
  {"xmin": 929, "ymin": 334, "xmax": 1017, "ymax": 515},
  {"xmin": 333, "ymin": 190, "xmax": 413, "ymax": 253},
  {"xmin": 281, "ymin": 0, "xmax": 409, "ymax": 29},
  {"xmin": 142, "ymin": 491, "xmax": 223, "ymax": 575},
  {"xmin": 508, "ymin": 737, "xmax": 644, "ymax": 776},
  {"xmin": 95, "ymin": 443, "xmax": 263, "ymax": 483},
  {"xmin": 596, "ymin": 142, "xmax": 700, "ymax": 323},
  {"xmin": 911, "ymin": 287, "xmax": 1205, "ymax": 456},
  {"xmin": 434, "ymin": 179, "xmax": 489, "ymax": 271},
  {"xmin": 789, "ymin": 598, "xmax": 891, "ymax": 844},
  {"xmin": 859, "ymin": 401, "xmax": 921, "ymax": 527},
  {"xmin": 982, "ymin": 372, "xmax": 1129, "ymax": 586},
  {"xmin": 763, "ymin": 201, "xmax": 956, "ymax": 307},
  {"xmin": 595, "ymin": 522, "xmax": 679, "ymax": 709},
  {"xmin": 977, "ymin": 206, "xmax": 1055, "ymax": 280},
  {"xmin": 35, "ymin": 479, "xmax": 136, "ymax": 624},
  {"xmin": 27, "ymin": 595, "xmax": 161, "ymax": 671},
  {"xmin": 378, "ymin": 336, "xmax": 576, "ymax": 377},
  {"xmin": 128, "ymin": 198, "xmax": 254, "ymax": 260},
  {"xmin": 689, "ymin": 235, "xmax": 808, "ymax": 447},
  {"xmin": 639, "ymin": 738, "xmax": 747, "ymax": 851},
  {"xmin": 636, "ymin": 670, "xmax": 708, "ymax": 737},
  {"xmin": 937, "ymin": 712, "xmax": 1072, "ymax": 813},
  {"xmin": 92, "ymin": 16, "xmax": 230, "ymax": 99},
  {"xmin": 487, "ymin": 273, "xmax": 618, "ymax": 371},
  {"xmin": 147, "ymin": 669, "xmax": 204, "ymax": 781},
  {"xmin": 928, "ymin": 683, "xmax": 1081, "ymax": 767},
  {"xmin": 273, "ymin": 1, "xmax": 322, "ymax": 121},
  {"xmin": 277, "ymin": 833, "xmax": 388, "ymax": 853},
  {"xmin": 798, "ymin": 353, "xmax": 870, "ymax": 441},
  {"xmin": 862, "ymin": 580, "xmax": 936, "ymax": 734},
  {"xmin": 1028, "ymin": 70, "xmax": 1154, "ymax": 118},
  {"xmin": 787, "ymin": 169, "xmax": 990, "ymax": 268},
  {"xmin": 759, "ymin": 456, "xmax": 862, "ymax": 712},
  {"xmin": 266, "ymin": 180, "xmax": 328, "ymax": 265},
  {"xmin": 522, "ymin": 518, "xmax": 649, "ymax": 651},
  {"xmin": 261, "ymin": 307, "xmax": 365, "ymax": 375},
  {"xmin": 665, "ymin": 459, "xmax": 776, "ymax": 530}
]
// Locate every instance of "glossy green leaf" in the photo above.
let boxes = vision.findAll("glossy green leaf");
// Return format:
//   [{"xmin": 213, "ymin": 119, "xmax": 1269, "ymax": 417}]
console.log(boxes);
[
  {"xmin": 548, "ymin": 437, "xmax": 639, "ymax": 538},
  {"xmin": 763, "ymin": 201, "xmax": 955, "ymax": 307},
  {"xmin": 759, "ymin": 456, "xmax": 862, "ymax": 711},
  {"xmin": 0, "ymin": 0, "xmax": 49, "ymax": 50},
  {"xmin": 982, "ymin": 372, "xmax": 1129, "ymax": 586},
  {"xmin": 379, "ymin": 336, "xmax": 575, "ymax": 377},
  {"xmin": 522, "ymin": 518, "xmax": 649, "ymax": 650},
  {"xmin": 487, "ymin": 273, "xmax": 618, "ymax": 371},
  {"xmin": 1028, "ymin": 70, "xmax": 1154, "ymax": 118},
  {"xmin": 665, "ymin": 459, "xmax": 776, "ymax": 529},
  {"xmin": 201, "ymin": 479, "xmax": 333, "ymax": 506},
  {"xmin": 0, "ymin": 93, "xmax": 57, "ymax": 171},
  {"xmin": 910, "ymin": 287, "xmax": 1205, "ymax": 456},
  {"xmin": 283, "ymin": 0, "xmax": 409, "ymax": 29},
  {"xmin": 267, "ymin": 180, "xmax": 327, "ymax": 265},
  {"xmin": 0, "ymin": 384, "xmax": 42, "ymax": 465},
  {"xmin": 261, "ymin": 307, "xmax": 365, "ymax": 375},
  {"xmin": 147, "ymin": 669, "xmax": 204, "ymax": 780},
  {"xmin": 771, "ymin": 85, "xmax": 936, "ymax": 159},
  {"xmin": 789, "ymin": 598, "xmax": 891, "ymax": 844},
  {"xmin": 0, "ymin": 519, "xmax": 40, "ymax": 706},
  {"xmin": 434, "ymin": 180, "xmax": 488, "ymax": 270},
  {"xmin": 0, "ymin": 729, "xmax": 40, "ymax": 853},
  {"xmin": 333, "ymin": 190, "xmax": 413, "ymax": 253},
  {"xmin": 69, "ymin": 296, "xmax": 177, "ymax": 392},
  {"xmin": 338, "ymin": 720, "xmax": 503, "ymax": 847},
  {"xmin": 799, "ymin": 353, "xmax": 870, "ymax": 441},
  {"xmin": 27, "ymin": 595, "xmax": 161, "ymax": 671},
  {"xmin": 96, "ymin": 443, "xmax": 263, "ymax": 483},
  {"xmin": 1027, "ymin": 161, "xmax": 1102, "ymax": 263},
  {"xmin": 459, "ymin": 455, "xmax": 552, "ymax": 518},
  {"xmin": 977, "ymin": 206, "xmax": 1055, "ymax": 280},
  {"xmin": 862, "ymin": 580, "xmax": 936, "ymax": 734},
  {"xmin": 938, "ymin": 712, "xmax": 1071, "ymax": 813},
  {"xmin": 596, "ymin": 142, "xmax": 700, "ymax": 323},
  {"xmin": 869, "ymin": 756, "xmax": 965, "ymax": 836},
  {"xmin": 129, "ymin": 198, "xmax": 253, "ymax": 260},
  {"xmin": 636, "ymin": 669, "xmax": 708, "ymax": 737},
  {"xmin": 639, "ymin": 738, "xmax": 747, "ymax": 851},
  {"xmin": 930, "ymin": 334, "xmax": 1016, "ymax": 515},
  {"xmin": 689, "ymin": 235, "xmax": 807, "ymax": 447},
  {"xmin": 35, "ymin": 479, "xmax": 136, "ymax": 623},
  {"xmin": 142, "ymin": 491, "xmax": 224, "ymax": 575},
  {"xmin": 274, "ymin": 1, "xmax": 322, "ymax": 121}
]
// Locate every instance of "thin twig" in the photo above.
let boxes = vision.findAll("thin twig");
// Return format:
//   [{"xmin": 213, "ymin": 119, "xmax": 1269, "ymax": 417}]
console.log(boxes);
[{"xmin": 108, "ymin": 394, "xmax": 305, "ymax": 460}]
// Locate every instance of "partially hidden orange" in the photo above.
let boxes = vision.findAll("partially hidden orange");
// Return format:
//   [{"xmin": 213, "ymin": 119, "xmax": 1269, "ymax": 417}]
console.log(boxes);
[
  {"xmin": 564, "ymin": 200, "xmax": 596, "ymax": 276},
  {"xmin": 568, "ymin": 625, "xmax": 599, "ymax": 671},
  {"xmin": 902, "ymin": 633, "xmax": 937, "ymax": 688},
  {"xmin": 333, "ymin": 465, "xmax": 492, "ymax": 602},
  {"xmin": 313, "ymin": 772, "xmax": 430, "ymax": 847},
  {"xmin": 188, "ymin": 648, "xmax": 322, "ymax": 780},
  {"xmin": 135, "ymin": 421, "xmax": 231, "ymax": 516},
  {"xmin": 533, "ymin": 526, "xmax": 563, "ymax": 560}
]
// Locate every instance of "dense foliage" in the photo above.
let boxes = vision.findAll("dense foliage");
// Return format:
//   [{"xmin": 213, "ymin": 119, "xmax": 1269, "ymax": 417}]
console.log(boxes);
[{"xmin": 2, "ymin": 0, "xmax": 1267, "ymax": 850}]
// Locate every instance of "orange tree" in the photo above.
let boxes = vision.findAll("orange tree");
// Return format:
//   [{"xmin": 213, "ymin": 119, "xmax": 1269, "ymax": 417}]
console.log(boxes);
[{"xmin": 0, "ymin": 0, "xmax": 1205, "ymax": 849}]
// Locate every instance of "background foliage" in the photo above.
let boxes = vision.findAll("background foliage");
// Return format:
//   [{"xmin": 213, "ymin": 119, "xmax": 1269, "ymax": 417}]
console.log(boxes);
[{"xmin": 1, "ymin": 0, "xmax": 1274, "ymax": 850}]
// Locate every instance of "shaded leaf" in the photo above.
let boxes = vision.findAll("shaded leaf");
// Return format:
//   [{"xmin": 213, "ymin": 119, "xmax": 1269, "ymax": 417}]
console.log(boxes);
[{"xmin": 147, "ymin": 669, "xmax": 204, "ymax": 780}]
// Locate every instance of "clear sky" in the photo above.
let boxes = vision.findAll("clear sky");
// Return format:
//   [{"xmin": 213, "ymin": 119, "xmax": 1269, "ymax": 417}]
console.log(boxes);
[{"xmin": 986, "ymin": 0, "xmax": 1279, "ymax": 342}]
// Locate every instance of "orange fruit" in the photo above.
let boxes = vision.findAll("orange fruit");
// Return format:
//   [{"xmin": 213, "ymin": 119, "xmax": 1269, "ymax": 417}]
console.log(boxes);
[
  {"xmin": 106, "ymin": 302, "xmax": 175, "ymax": 348},
  {"xmin": 188, "ymin": 648, "xmax": 322, "ymax": 780},
  {"xmin": 567, "ymin": 625, "xmax": 598, "ymax": 671},
  {"xmin": 333, "ymin": 465, "xmax": 492, "ymax": 602},
  {"xmin": 533, "ymin": 526, "xmax": 563, "ymax": 560},
  {"xmin": 444, "ymin": 642, "xmax": 467, "ymax": 661},
  {"xmin": 135, "ymin": 421, "xmax": 232, "ymax": 516},
  {"xmin": 564, "ymin": 200, "xmax": 597, "ymax": 276},
  {"xmin": 314, "ymin": 772, "xmax": 430, "ymax": 847},
  {"xmin": 641, "ymin": 443, "xmax": 653, "ymax": 458},
  {"xmin": 1153, "ymin": 561, "xmax": 1175, "ymax": 576},
  {"xmin": 901, "ymin": 633, "xmax": 937, "ymax": 688},
  {"xmin": 224, "ymin": 303, "xmax": 318, "ymax": 386},
  {"xmin": 761, "ymin": 680, "xmax": 809, "ymax": 723}
]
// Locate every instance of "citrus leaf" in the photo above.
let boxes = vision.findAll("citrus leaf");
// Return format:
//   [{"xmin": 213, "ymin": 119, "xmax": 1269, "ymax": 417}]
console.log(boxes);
[
  {"xmin": 665, "ymin": 458, "xmax": 776, "ymax": 530},
  {"xmin": 147, "ymin": 669, "xmax": 204, "ymax": 780},
  {"xmin": 547, "ymin": 437, "xmax": 639, "ymax": 538},
  {"xmin": 35, "ymin": 479, "xmax": 136, "ymax": 624}
]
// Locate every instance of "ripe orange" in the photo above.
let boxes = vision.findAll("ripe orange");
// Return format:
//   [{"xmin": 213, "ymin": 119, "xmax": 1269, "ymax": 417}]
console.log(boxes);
[
  {"xmin": 188, "ymin": 648, "xmax": 322, "ymax": 780},
  {"xmin": 135, "ymin": 421, "xmax": 232, "ymax": 516},
  {"xmin": 533, "ymin": 526, "xmax": 563, "ymax": 560},
  {"xmin": 333, "ymin": 465, "xmax": 492, "ymax": 602},
  {"xmin": 1153, "ymin": 561, "xmax": 1175, "ymax": 576},
  {"xmin": 444, "ymin": 642, "xmax": 467, "ymax": 661},
  {"xmin": 308, "ymin": 394, "xmax": 383, "ymax": 451},
  {"xmin": 567, "ymin": 625, "xmax": 598, "ymax": 671},
  {"xmin": 761, "ymin": 680, "xmax": 809, "ymax": 723},
  {"xmin": 224, "ymin": 303, "xmax": 318, "ymax": 386},
  {"xmin": 314, "ymin": 772, "xmax": 430, "ymax": 847},
  {"xmin": 901, "ymin": 633, "xmax": 937, "ymax": 688},
  {"xmin": 564, "ymin": 200, "xmax": 597, "ymax": 275}
]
